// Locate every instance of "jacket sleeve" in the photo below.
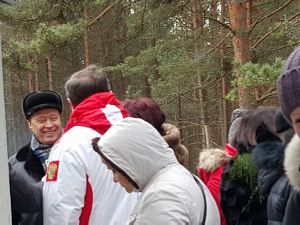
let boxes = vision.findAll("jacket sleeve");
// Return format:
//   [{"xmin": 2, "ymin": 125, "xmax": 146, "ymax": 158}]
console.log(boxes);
[
  {"xmin": 132, "ymin": 189, "xmax": 194, "ymax": 225},
  {"xmin": 43, "ymin": 147, "xmax": 87, "ymax": 225},
  {"xmin": 267, "ymin": 175, "xmax": 291, "ymax": 223},
  {"xmin": 283, "ymin": 190, "xmax": 300, "ymax": 225},
  {"xmin": 9, "ymin": 163, "xmax": 43, "ymax": 213},
  {"xmin": 205, "ymin": 166, "xmax": 223, "ymax": 208}
]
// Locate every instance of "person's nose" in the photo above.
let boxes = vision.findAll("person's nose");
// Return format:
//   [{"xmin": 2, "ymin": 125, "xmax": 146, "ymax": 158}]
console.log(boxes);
[{"xmin": 45, "ymin": 119, "xmax": 54, "ymax": 127}]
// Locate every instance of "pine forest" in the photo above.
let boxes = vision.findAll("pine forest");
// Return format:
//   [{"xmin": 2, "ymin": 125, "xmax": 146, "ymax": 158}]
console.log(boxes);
[{"xmin": 1, "ymin": 0, "xmax": 299, "ymax": 172}]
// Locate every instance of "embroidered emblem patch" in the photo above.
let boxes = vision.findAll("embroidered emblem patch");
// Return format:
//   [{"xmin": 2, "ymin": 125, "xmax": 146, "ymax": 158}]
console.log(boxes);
[{"xmin": 46, "ymin": 161, "xmax": 59, "ymax": 181}]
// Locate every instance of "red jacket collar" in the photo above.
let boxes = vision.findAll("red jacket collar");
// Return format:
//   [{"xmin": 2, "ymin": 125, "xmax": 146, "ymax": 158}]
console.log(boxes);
[
  {"xmin": 64, "ymin": 92, "xmax": 128, "ymax": 134},
  {"xmin": 225, "ymin": 143, "xmax": 238, "ymax": 157}
]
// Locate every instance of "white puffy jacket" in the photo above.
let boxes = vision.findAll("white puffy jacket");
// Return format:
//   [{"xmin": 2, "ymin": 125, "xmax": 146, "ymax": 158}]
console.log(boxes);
[
  {"xmin": 43, "ymin": 92, "xmax": 139, "ymax": 225},
  {"xmin": 98, "ymin": 117, "xmax": 220, "ymax": 225}
]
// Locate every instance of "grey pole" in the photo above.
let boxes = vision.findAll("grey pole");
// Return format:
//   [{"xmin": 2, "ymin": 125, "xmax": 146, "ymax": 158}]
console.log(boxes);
[
  {"xmin": 0, "ymin": 1, "xmax": 14, "ymax": 224},
  {"xmin": 0, "ymin": 34, "xmax": 11, "ymax": 225}
]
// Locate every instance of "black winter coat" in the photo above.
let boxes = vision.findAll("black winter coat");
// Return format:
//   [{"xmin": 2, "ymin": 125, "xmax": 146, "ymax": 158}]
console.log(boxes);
[
  {"xmin": 252, "ymin": 141, "xmax": 291, "ymax": 225},
  {"xmin": 9, "ymin": 163, "xmax": 43, "ymax": 213},
  {"xmin": 283, "ymin": 190, "xmax": 300, "ymax": 225},
  {"xmin": 220, "ymin": 155, "xmax": 267, "ymax": 225},
  {"xmin": 9, "ymin": 144, "xmax": 45, "ymax": 225}
]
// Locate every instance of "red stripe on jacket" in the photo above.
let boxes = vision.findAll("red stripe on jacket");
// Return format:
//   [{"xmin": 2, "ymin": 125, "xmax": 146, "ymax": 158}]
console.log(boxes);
[{"xmin": 79, "ymin": 176, "xmax": 93, "ymax": 225}]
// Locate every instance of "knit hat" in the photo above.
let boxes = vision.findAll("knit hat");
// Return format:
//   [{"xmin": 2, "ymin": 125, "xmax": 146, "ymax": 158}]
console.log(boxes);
[
  {"xmin": 228, "ymin": 108, "xmax": 245, "ymax": 144},
  {"xmin": 275, "ymin": 108, "xmax": 291, "ymax": 133},
  {"xmin": 277, "ymin": 47, "xmax": 300, "ymax": 123},
  {"xmin": 23, "ymin": 90, "xmax": 63, "ymax": 119}
]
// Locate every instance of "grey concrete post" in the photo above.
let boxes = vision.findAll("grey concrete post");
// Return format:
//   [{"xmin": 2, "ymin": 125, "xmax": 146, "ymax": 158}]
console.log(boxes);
[{"xmin": 0, "ymin": 34, "xmax": 11, "ymax": 225}]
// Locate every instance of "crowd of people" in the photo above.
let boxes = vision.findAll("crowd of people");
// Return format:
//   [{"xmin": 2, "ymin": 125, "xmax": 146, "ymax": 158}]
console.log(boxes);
[{"xmin": 7, "ymin": 46, "xmax": 300, "ymax": 225}]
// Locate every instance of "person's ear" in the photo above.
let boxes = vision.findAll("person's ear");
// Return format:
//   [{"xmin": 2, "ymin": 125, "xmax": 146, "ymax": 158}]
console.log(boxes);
[
  {"xmin": 67, "ymin": 98, "xmax": 75, "ymax": 111},
  {"xmin": 27, "ymin": 120, "xmax": 33, "ymax": 131}
]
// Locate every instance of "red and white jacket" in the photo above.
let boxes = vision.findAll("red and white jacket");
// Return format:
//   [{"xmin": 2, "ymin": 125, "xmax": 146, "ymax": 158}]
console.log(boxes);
[{"xmin": 43, "ymin": 92, "xmax": 139, "ymax": 225}]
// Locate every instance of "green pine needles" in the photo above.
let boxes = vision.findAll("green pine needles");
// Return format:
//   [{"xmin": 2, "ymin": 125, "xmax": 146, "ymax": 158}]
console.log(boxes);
[{"xmin": 229, "ymin": 153, "xmax": 258, "ymax": 191}]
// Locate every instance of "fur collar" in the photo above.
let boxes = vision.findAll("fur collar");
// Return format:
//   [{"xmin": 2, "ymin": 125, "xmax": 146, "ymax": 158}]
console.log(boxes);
[
  {"xmin": 285, "ymin": 134, "xmax": 300, "ymax": 191},
  {"xmin": 15, "ymin": 144, "xmax": 45, "ymax": 179},
  {"xmin": 198, "ymin": 148, "xmax": 230, "ymax": 172}
]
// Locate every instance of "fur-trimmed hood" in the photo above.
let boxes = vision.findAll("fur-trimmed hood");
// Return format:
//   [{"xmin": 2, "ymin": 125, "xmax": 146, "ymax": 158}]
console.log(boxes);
[
  {"xmin": 198, "ymin": 148, "xmax": 231, "ymax": 173},
  {"xmin": 285, "ymin": 134, "xmax": 300, "ymax": 191}
]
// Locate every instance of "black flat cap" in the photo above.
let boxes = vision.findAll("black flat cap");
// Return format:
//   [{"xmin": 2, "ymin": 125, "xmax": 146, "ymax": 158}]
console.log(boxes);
[{"xmin": 23, "ymin": 90, "xmax": 63, "ymax": 119}]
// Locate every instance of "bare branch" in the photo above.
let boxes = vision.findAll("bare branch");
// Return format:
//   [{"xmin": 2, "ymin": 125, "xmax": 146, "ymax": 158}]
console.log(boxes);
[
  {"xmin": 87, "ymin": 3, "xmax": 115, "ymax": 27},
  {"xmin": 202, "ymin": 16, "xmax": 235, "ymax": 35},
  {"xmin": 249, "ymin": 0, "xmax": 295, "ymax": 34},
  {"xmin": 251, "ymin": 11, "xmax": 300, "ymax": 50},
  {"xmin": 256, "ymin": 89, "xmax": 277, "ymax": 105},
  {"xmin": 207, "ymin": 32, "xmax": 231, "ymax": 55}
]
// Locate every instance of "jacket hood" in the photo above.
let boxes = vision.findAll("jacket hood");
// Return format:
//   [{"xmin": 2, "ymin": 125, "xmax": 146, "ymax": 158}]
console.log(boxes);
[
  {"xmin": 252, "ymin": 141, "xmax": 284, "ymax": 193},
  {"xmin": 64, "ymin": 92, "xmax": 128, "ymax": 134},
  {"xmin": 285, "ymin": 134, "xmax": 300, "ymax": 191},
  {"xmin": 252, "ymin": 141, "xmax": 284, "ymax": 171},
  {"xmin": 198, "ymin": 148, "xmax": 230, "ymax": 172},
  {"xmin": 98, "ymin": 117, "xmax": 178, "ymax": 191}
]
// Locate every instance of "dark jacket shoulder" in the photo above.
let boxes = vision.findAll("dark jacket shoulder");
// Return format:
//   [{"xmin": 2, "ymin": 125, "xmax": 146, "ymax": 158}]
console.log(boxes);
[
  {"xmin": 9, "ymin": 143, "xmax": 44, "ymax": 225},
  {"xmin": 9, "ymin": 144, "xmax": 44, "ymax": 180},
  {"xmin": 252, "ymin": 141, "xmax": 284, "ymax": 194}
]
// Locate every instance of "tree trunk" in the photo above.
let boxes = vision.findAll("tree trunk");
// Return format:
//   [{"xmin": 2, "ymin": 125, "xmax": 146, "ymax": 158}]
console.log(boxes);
[
  {"xmin": 34, "ymin": 65, "xmax": 39, "ymax": 91},
  {"xmin": 191, "ymin": 0, "xmax": 209, "ymax": 148},
  {"xmin": 47, "ymin": 56, "xmax": 53, "ymax": 90},
  {"xmin": 112, "ymin": 3, "xmax": 127, "ymax": 97},
  {"xmin": 228, "ymin": 0, "xmax": 253, "ymax": 108},
  {"xmin": 34, "ymin": 57, "xmax": 39, "ymax": 91},
  {"xmin": 83, "ymin": 7, "xmax": 90, "ymax": 66},
  {"xmin": 143, "ymin": 75, "xmax": 151, "ymax": 97},
  {"xmin": 220, "ymin": 0, "xmax": 228, "ymax": 145},
  {"xmin": 246, "ymin": 0, "xmax": 252, "ymax": 27},
  {"xmin": 27, "ymin": 57, "xmax": 34, "ymax": 92},
  {"xmin": 28, "ymin": 72, "xmax": 34, "ymax": 92}
]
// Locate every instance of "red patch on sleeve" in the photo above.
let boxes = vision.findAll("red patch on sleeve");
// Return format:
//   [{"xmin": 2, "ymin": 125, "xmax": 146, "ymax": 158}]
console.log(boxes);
[{"xmin": 46, "ymin": 161, "xmax": 59, "ymax": 181}]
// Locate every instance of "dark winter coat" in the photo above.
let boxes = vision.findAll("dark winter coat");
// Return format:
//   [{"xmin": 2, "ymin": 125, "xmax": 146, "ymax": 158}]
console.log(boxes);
[
  {"xmin": 283, "ymin": 190, "xmax": 300, "ymax": 225},
  {"xmin": 220, "ymin": 142, "xmax": 268, "ymax": 225},
  {"xmin": 9, "ymin": 163, "xmax": 43, "ymax": 213},
  {"xmin": 9, "ymin": 143, "xmax": 45, "ymax": 225},
  {"xmin": 220, "ymin": 158, "xmax": 267, "ymax": 225},
  {"xmin": 283, "ymin": 134, "xmax": 300, "ymax": 225},
  {"xmin": 252, "ymin": 141, "xmax": 291, "ymax": 225}
]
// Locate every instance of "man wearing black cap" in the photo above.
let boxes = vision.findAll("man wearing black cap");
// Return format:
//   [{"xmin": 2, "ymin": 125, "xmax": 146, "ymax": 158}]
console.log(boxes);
[
  {"xmin": 9, "ymin": 90, "xmax": 63, "ymax": 225},
  {"xmin": 43, "ymin": 65, "xmax": 138, "ymax": 225}
]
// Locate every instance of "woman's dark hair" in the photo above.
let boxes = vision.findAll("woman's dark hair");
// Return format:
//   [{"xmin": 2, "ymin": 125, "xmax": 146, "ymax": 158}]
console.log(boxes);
[
  {"xmin": 121, "ymin": 97, "xmax": 166, "ymax": 135},
  {"xmin": 236, "ymin": 106, "xmax": 280, "ymax": 153}
]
